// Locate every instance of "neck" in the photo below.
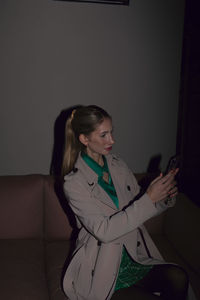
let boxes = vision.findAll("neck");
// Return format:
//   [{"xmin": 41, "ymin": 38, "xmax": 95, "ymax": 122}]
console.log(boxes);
[
  {"xmin": 86, "ymin": 151, "xmax": 104, "ymax": 167},
  {"xmin": 96, "ymin": 155, "xmax": 104, "ymax": 167}
]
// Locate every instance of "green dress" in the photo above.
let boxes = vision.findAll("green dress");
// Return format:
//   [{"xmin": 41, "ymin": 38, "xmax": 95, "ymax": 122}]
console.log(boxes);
[{"xmin": 81, "ymin": 152, "xmax": 152, "ymax": 292}]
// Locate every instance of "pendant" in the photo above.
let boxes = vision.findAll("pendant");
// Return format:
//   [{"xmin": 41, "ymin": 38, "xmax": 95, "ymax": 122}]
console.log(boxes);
[{"xmin": 102, "ymin": 172, "xmax": 109, "ymax": 183}]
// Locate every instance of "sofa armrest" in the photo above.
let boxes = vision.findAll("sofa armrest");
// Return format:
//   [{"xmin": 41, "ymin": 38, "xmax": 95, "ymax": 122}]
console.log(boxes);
[{"xmin": 164, "ymin": 193, "xmax": 200, "ymax": 276}]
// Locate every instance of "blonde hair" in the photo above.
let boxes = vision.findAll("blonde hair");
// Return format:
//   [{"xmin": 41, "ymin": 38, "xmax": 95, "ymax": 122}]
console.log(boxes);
[{"xmin": 62, "ymin": 105, "xmax": 111, "ymax": 176}]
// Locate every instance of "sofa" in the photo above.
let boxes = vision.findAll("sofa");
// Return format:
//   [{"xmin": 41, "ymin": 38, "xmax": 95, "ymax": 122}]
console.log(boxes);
[{"xmin": 0, "ymin": 174, "xmax": 199, "ymax": 300}]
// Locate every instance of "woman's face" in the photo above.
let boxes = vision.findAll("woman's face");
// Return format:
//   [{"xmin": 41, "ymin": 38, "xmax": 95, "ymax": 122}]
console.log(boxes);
[{"xmin": 80, "ymin": 118, "xmax": 115, "ymax": 162}]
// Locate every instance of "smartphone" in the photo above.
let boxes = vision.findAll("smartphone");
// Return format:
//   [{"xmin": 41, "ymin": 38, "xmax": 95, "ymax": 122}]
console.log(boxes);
[
  {"xmin": 165, "ymin": 155, "xmax": 180, "ymax": 175},
  {"xmin": 165, "ymin": 155, "xmax": 180, "ymax": 202}
]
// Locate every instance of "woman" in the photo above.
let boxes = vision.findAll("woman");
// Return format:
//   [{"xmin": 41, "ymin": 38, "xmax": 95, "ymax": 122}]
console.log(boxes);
[{"xmin": 62, "ymin": 105, "xmax": 188, "ymax": 300}]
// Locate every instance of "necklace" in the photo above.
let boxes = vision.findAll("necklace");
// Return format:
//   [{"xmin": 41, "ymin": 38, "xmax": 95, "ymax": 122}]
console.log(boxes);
[{"xmin": 102, "ymin": 171, "xmax": 109, "ymax": 183}]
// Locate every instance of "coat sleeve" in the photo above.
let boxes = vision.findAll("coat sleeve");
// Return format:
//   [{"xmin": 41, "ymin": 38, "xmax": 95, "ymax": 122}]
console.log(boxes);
[{"xmin": 63, "ymin": 174, "xmax": 164, "ymax": 244}]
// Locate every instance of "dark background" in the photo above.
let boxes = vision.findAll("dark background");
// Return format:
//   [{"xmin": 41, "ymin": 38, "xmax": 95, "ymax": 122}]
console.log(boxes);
[{"xmin": 177, "ymin": 0, "xmax": 200, "ymax": 206}]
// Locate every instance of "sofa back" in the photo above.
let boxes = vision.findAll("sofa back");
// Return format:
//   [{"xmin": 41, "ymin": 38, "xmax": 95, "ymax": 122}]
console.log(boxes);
[
  {"xmin": 43, "ymin": 176, "xmax": 73, "ymax": 240},
  {"xmin": 0, "ymin": 175, "xmax": 73, "ymax": 240},
  {"xmin": 0, "ymin": 174, "xmax": 164, "ymax": 241},
  {"xmin": 0, "ymin": 175, "xmax": 45, "ymax": 239}
]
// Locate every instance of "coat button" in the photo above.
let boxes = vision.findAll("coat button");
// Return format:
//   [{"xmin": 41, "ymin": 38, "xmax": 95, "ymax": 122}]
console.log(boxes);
[
  {"xmin": 127, "ymin": 185, "xmax": 131, "ymax": 191},
  {"xmin": 137, "ymin": 241, "xmax": 141, "ymax": 247}
]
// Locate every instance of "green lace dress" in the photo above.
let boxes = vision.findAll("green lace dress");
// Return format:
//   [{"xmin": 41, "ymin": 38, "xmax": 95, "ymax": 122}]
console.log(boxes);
[{"xmin": 81, "ymin": 152, "xmax": 152, "ymax": 292}]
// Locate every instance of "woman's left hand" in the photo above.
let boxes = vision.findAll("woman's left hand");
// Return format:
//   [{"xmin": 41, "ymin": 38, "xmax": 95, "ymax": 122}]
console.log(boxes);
[{"xmin": 147, "ymin": 169, "xmax": 179, "ymax": 203}]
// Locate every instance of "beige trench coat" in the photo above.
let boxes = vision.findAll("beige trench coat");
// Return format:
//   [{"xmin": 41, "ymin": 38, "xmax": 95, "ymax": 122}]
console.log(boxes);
[{"xmin": 62, "ymin": 153, "xmax": 175, "ymax": 300}]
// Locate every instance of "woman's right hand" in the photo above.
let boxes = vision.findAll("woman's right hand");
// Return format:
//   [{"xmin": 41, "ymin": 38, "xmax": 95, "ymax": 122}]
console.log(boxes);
[{"xmin": 146, "ymin": 169, "xmax": 178, "ymax": 203}]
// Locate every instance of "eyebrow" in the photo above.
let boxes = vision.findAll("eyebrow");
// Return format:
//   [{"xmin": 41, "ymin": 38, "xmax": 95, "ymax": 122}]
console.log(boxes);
[
  {"xmin": 100, "ymin": 129, "xmax": 113, "ymax": 134},
  {"xmin": 98, "ymin": 125, "xmax": 113, "ymax": 134}
]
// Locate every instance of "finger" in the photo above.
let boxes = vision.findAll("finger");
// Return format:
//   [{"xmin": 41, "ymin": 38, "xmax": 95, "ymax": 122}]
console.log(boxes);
[
  {"xmin": 150, "ymin": 173, "xmax": 163, "ymax": 185},
  {"xmin": 166, "ymin": 168, "xmax": 179, "ymax": 178},
  {"xmin": 162, "ymin": 171, "xmax": 177, "ymax": 185},
  {"xmin": 166, "ymin": 179, "xmax": 177, "ymax": 189},
  {"xmin": 169, "ymin": 190, "xmax": 178, "ymax": 198},
  {"xmin": 173, "ymin": 168, "xmax": 179, "ymax": 175},
  {"xmin": 168, "ymin": 186, "xmax": 178, "ymax": 196}
]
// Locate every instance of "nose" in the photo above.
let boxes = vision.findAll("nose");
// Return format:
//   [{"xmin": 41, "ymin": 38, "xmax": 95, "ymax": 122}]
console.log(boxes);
[{"xmin": 109, "ymin": 134, "xmax": 115, "ymax": 144}]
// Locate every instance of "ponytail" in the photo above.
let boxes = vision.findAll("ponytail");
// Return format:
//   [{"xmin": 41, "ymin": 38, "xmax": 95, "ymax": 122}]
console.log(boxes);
[{"xmin": 61, "ymin": 110, "xmax": 81, "ymax": 176}]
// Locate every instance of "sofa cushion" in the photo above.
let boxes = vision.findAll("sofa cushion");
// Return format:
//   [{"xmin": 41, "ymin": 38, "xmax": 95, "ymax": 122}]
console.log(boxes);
[
  {"xmin": 44, "ymin": 176, "xmax": 74, "ymax": 241},
  {"xmin": 45, "ymin": 240, "xmax": 72, "ymax": 299},
  {"xmin": 0, "ymin": 239, "xmax": 49, "ymax": 300},
  {"xmin": 164, "ymin": 193, "xmax": 200, "ymax": 277},
  {"xmin": 144, "ymin": 213, "xmax": 164, "ymax": 236},
  {"xmin": 0, "ymin": 175, "xmax": 44, "ymax": 239}
]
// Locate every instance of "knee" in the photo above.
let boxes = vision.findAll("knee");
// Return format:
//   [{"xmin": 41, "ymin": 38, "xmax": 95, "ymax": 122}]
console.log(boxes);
[{"xmin": 168, "ymin": 265, "xmax": 189, "ymax": 290}]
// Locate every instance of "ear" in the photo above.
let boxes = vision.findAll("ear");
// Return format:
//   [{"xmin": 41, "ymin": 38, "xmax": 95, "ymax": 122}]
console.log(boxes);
[{"xmin": 79, "ymin": 134, "xmax": 89, "ymax": 146}]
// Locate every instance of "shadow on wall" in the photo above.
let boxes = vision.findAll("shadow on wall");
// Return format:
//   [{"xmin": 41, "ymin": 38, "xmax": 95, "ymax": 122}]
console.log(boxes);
[{"xmin": 137, "ymin": 154, "xmax": 162, "ymax": 191}]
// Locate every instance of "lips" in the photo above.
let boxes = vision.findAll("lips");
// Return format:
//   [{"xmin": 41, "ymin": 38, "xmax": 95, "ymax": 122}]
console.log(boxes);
[{"xmin": 105, "ymin": 146, "xmax": 112, "ymax": 151}]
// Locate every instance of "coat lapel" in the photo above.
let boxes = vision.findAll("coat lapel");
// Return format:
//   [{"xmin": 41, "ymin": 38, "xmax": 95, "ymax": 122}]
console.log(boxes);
[{"xmin": 75, "ymin": 154, "xmax": 117, "ymax": 211}]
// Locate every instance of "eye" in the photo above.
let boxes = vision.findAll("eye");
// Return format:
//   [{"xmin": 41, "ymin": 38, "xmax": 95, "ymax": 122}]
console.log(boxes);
[{"xmin": 100, "ymin": 133, "xmax": 106, "ymax": 138}]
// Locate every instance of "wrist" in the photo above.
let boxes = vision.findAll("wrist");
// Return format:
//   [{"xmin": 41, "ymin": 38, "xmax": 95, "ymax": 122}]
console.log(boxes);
[{"xmin": 146, "ymin": 191, "xmax": 156, "ymax": 203}]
